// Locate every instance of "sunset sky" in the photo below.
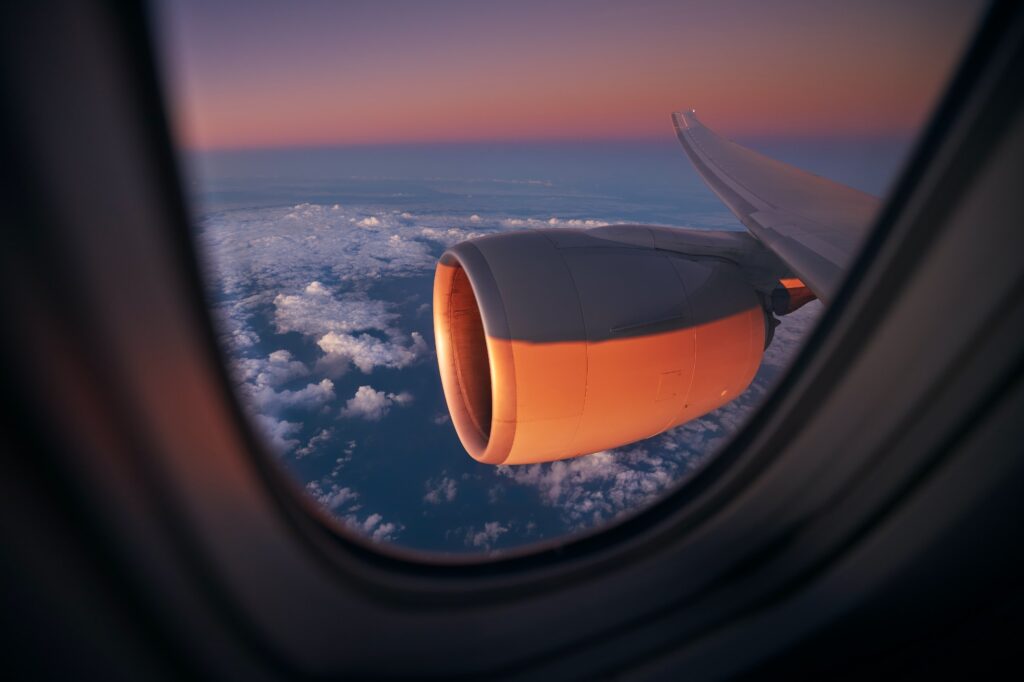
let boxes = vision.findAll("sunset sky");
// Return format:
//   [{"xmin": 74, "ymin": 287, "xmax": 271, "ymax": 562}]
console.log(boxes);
[{"xmin": 157, "ymin": 0, "xmax": 985, "ymax": 150}]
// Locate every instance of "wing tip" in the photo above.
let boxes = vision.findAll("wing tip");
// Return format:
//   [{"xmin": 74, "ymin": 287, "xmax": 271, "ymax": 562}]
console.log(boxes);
[{"xmin": 671, "ymin": 108, "xmax": 701, "ymax": 131}]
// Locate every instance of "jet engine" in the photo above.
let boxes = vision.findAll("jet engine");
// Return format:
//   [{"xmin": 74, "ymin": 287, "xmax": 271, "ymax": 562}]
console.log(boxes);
[{"xmin": 433, "ymin": 228, "xmax": 771, "ymax": 465}]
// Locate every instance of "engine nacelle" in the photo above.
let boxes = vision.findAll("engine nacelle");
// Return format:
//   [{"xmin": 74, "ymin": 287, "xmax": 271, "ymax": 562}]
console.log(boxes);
[{"xmin": 433, "ymin": 228, "xmax": 767, "ymax": 465}]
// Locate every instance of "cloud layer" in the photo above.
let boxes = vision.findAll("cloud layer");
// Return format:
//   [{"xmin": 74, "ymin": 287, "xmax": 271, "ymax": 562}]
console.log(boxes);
[{"xmin": 197, "ymin": 198, "xmax": 816, "ymax": 550}]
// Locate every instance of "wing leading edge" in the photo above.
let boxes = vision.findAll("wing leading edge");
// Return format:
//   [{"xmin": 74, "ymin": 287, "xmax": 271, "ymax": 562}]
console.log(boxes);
[{"xmin": 673, "ymin": 109, "xmax": 880, "ymax": 302}]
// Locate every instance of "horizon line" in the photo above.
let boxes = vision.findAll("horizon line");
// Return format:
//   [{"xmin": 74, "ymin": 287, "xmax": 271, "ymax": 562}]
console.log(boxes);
[{"xmin": 183, "ymin": 129, "xmax": 918, "ymax": 154}]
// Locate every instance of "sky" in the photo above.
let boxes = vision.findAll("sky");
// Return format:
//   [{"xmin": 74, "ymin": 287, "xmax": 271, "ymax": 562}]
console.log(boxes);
[{"xmin": 156, "ymin": 0, "xmax": 985, "ymax": 149}]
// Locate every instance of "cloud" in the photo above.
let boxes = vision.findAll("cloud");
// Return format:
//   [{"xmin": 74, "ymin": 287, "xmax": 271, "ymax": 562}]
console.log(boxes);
[
  {"xmin": 418, "ymin": 226, "xmax": 488, "ymax": 246},
  {"xmin": 547, "ymin": 217, "xmax": 609, "ymax": 227},
  {"xmin": 340, "ymin": 385, "xmax": 414, "ymax": 421},
  {"xmin": 244, "ymin": 378, "xmax": 335, "ymax": 414},
  {"xmin": 312, "ymin": 484, "xmax": 358, "ymax": 511},
  {"xmin": 197, "ymin": 203, "xmax": 439, "ymax": 296},
  {"xmin": 304, "ymin": 441, "xmax": 358, "ymax": 497},
  {"xmin": 274, "ymin": 283, "xmax": 398, "ymax": 338},
  {"xmin": 499, "ymin": 217, "xmax": 609, "ymax": 229},
  {"xmin": 496, "ymin": 445, "xmax": 692, "ymax": 528},
  {"xmin": 252, "ymin": 414, "xmax": 302, "ymax": 455},
  {"xmin": 226, "ymin": 328, "xmax": 260, "ymax": 350},
  {"xmin": 424, "ymin": 476, "xmax": 458, "ymax": 504},
  {"xmin": 210, "ymin": 296, "xmax": 265, "ymax": 352},
  {"xmin": 317, "ymin": 330, "xmax": 429, "ymax": 374},
  {"xmin": 296, "ymin": 427, "xmax": 334, "ymax": 459},
  {"xmin": 390, "ymin": 391, "xmax": 415, "ymax": 406},
  {"xmin": 222, "ymin": 347, "xmax": 336, "ymax": 456},
  {"xmin": 762, "ymin": 301, "xmax": 822, "ymax": 369},
  {"xmin": 197, "ymin": 202, "xmax": 620, "ymax": 307},
  {"xmin": 465, "ymin": 522, "xmax": 508, "ymax": 549},
  {"xmin": 233, "ymin": 349, "xmax": 309, "ymax": 388},
  {"xmin": 305, "ymin": 478, "xmax": 403, "ymax": 542},
  {"xmin": 346, "ymin": 511, "xmax": 403, "ymax": 542}
]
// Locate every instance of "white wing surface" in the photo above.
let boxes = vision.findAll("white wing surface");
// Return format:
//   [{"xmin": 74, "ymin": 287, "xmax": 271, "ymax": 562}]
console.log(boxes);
[{"xmin": 673, "ymin": 110, "xmax": 880, "ymax": 302}]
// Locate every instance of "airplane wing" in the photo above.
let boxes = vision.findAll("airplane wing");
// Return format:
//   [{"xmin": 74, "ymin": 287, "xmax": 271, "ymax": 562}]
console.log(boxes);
[{"xmin": 673, "ymin": 110, "xmax": 880, "ymax": 302}]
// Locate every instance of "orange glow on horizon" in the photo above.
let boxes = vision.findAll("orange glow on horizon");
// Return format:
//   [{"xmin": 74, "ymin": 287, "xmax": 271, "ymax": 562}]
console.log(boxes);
[{"xmin": 158, "ymin": 0, "xmax": 985, "ymax": 151}]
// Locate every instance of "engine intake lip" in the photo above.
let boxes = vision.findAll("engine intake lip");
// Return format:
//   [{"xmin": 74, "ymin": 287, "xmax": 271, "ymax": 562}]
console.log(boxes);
[{"xmin": 433, "ymin": 246, "xmax": 517, "ymax": 464}]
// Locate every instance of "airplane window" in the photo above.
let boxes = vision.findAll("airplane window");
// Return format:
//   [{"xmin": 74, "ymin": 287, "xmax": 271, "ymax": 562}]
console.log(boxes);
[{"xmin": 152, "ymin": 0, "xmax": 985, "ymax": 554}]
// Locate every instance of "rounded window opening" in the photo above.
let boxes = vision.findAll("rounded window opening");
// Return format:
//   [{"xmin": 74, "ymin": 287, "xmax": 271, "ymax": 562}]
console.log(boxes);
[{"xmin": 154, "ymin": 0, "xmax": 985, "ymax": 555}]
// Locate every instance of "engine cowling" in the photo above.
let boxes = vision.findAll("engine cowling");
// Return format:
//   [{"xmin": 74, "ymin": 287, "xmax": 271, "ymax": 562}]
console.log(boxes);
[{"xmin": 433, "ymin": 228, "xmax": 767, "ymax": 465}]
